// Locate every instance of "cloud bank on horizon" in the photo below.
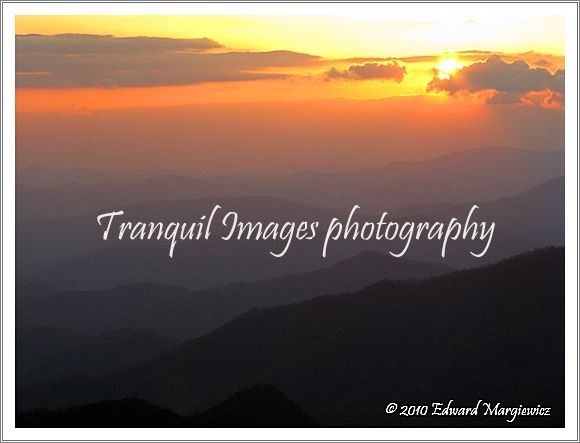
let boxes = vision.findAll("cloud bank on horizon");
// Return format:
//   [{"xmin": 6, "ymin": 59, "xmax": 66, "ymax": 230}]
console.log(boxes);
[{"xmin": 16, "ymin": 32, "xmax": 564, "ymax": 109}]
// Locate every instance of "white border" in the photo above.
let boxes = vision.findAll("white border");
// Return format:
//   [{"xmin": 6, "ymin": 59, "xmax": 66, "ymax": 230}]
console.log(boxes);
[{"xmin": 1, "ymin": 2, "xmax": 578, "ymax": 441}]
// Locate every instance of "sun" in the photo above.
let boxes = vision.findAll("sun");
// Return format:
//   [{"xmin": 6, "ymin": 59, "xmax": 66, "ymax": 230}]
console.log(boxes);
[{"xmin": 437, "ymin": 59, "xmax": 463, "ymax": 80}]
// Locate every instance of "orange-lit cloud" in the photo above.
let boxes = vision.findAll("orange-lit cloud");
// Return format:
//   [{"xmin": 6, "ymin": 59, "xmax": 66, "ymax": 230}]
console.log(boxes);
[
  {"xmin": 427, "ymin": 55, "xmax": 564, "ymax": 107},
  {"xmin": 12, "ymin": 15, "xmax": 566, "ymax": 177},
  {"xmin": 324, "ymin": 62, "xmax": 406, "ymax": 82},
  {"xmin": 15, "ymin": 28, "xmax": 565, "ymax": 114}
]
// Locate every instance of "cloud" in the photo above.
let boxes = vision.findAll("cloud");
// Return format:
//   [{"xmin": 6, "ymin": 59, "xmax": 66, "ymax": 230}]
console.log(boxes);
[
  {"xmin": 485, "ymin": 92, "xmax": 522, "ymax": 105},
  {"xmin": 324, "ymin": 61, "xmax": 406, "ymax": 82},
  {"xmin": 16, "ymin": 33, "xmax": 223, "ymax": 54},
  {"xmin": 427, "ymin": 55, "xmax": 564, "ymax": 106},
  {"xmin": 16, "ymin": 34, "xmax": 321, "ymax": 88},
  {"xmin": 342, "ymin": 51, "xmax": 563, "ymax": 67},
  {"xmin": 521, "ymin": 90, "xmax": 564, "ymax": 109}
]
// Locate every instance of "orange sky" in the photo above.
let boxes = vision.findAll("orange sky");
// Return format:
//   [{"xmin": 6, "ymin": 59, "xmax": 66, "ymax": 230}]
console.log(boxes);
[
  {"xmin": 15, "ymin": 15, "xmax": 564, "ymax": 113},
  {"xmin": 14, "ymin": 15, "xmax": 565, "ymax": 174}
]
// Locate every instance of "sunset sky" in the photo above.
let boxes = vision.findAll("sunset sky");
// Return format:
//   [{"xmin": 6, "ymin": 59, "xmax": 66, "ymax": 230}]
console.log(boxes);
[{"xmin": 15, "ymin": 15, "xmax": 565, "ymax": 173}]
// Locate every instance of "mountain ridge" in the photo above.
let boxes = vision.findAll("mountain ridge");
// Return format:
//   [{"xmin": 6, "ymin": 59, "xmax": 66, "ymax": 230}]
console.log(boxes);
[
  {"xmin": 17, "ymin": 247, "xmax": 564, "ymax": 427},
  {"xmin": 17, "ymin": 250, "xmax": 450, "ymax": 338}
]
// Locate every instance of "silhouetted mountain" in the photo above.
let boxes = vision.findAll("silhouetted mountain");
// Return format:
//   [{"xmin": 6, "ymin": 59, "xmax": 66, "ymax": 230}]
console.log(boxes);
[
  {"xmin": 17, "ymin": 398, "xmax": 182, "ymax": 427},
  {"xmin": 18, "ymin": 183, "xmax": 542, "ymax": 289},
  {"xmin": 17, "ymin": 147, "xmax": 563, "ymax": 220},
  {"xmin": 186, "ymin": 385, "xmax": 319, "ymax": 427},
  {"xmin": 17, "ymin": 252, "xmax": 449, "ymax": 338},
  {"xmin": 400, "ymin": 177, "xmax": 564, "ymax": 247},
  {"xmin": 17, "ymin": 385, "xmax": 318, "ymax": 427},
  {"xmin": 17, "ymin": 196, "xmax": 342, "ymax": 279},
  {"xmin": 17, "ymin": 248, "xmax": 564, "ymax": 427},
  {"xmin": 272, "ymin": 147, "xmax": 564, "ymax": 213},
  {"xmin": 17, "ymin": 328, "xmax": 179, "ymax": 388},
  {"xmin": 17, "ymin": 174, "xmax": 261, "ymax": 221}
]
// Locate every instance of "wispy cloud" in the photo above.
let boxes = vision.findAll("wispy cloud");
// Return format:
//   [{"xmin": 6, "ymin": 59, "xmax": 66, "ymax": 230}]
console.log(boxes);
[{"xmin": 16, "ymin": 33, "xmax": 321, "ymax": 88}]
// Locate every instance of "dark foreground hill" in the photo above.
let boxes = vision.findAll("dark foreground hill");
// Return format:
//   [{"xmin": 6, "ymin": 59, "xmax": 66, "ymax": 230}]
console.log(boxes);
[
  {"xmin": 17, "ymin": 385, "xmax": 318, "ymax": 428},
  {"xmin": 17, "ymin": 248, "xmax": 564, "ymax": 427}
]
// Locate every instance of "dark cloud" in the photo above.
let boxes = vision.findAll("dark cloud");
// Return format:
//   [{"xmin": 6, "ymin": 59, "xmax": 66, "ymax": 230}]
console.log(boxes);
[
  {"xmin": 342, "ymin": 51, "xmax": 563, "ymax": 67},
  {"xmin": 16, "ymin": 34, "xmax": 321, "ymax": 88},
  {"xmin": 16, "ymin": 33, "xmax": 223, "ymax": 54},
  {"xmin": 427, "ymin": 55, "xmax": 564, "ymax": 106},
  {"xmin": 325, "ymin": 61, "xmax": 406, "ymax": 82},
  {"xmin": 546, "ymin": 91, "xmax": 565, "ymax": 107},
  {"xmin": 486, "ymin": 92, "xmax": 522, "ymax": 105}
]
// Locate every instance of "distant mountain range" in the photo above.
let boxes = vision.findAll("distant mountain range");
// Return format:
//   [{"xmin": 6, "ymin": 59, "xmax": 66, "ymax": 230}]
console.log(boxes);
[
  {"xmin": 17, "ymin": 248, "xmax": 564, "ymax": 427},
  {"xmin": 17, "ymin": 251, "xmax": 450, "ymax": 339},
  {"xmin": 17, "ymin": 166, "xmax": 181, "ymax": 188},
  {"xmin": 400, "ymin": 177, "xmax": 564, "ymax": 247},
  {"xmin": 15, "ymin": 146, "xmax": 565, "ymax": 428},
  {"xmin": 18, "ymin": 175, "xmax": 562, "ymax": 289},
  {"xmin": 269, "ymin": 146, "xmax": 564, "ymax": 213},
  {"xmin": 17, "ymin": 196, "xmax": 340, "ymax": 278},
  {"xmin": 17, "ymin": 165, "xmax": 263, "ymax": 189},
  {"xmin": 17, "ymin": 147, "xmax": 564, "ymax": 220}
]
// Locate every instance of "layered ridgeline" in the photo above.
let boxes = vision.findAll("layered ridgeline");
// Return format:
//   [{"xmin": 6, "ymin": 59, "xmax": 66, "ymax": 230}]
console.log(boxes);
[
  {"xmin": 17, "ymin": 147, "xmax": 563, "ymax": 219},
  {"xmin": 17, "ymin": 251, "xmax": 449, "ymax": 390},
  {"xmin": 17, "ymin": 251, "xmax": 449, "ymax": 340},
  {"xmin": 17, "ymin": 176, "xmax": 562, "ymax": 290},
  {"xmin": 17, "ymin": 248, "xmax": 564, "ymax": 427},
  {"xmin": 18, "ymin": 385, "xmax": 319, "ymax": 428}
]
